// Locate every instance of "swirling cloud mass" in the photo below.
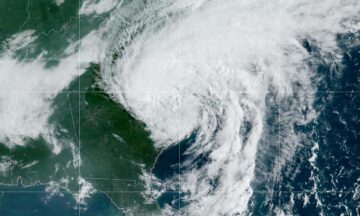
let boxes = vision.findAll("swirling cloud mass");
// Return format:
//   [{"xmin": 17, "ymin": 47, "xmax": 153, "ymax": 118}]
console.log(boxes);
[{"xmin": 100, "ymin": 0, "xmax": 360, "ymax": 215}]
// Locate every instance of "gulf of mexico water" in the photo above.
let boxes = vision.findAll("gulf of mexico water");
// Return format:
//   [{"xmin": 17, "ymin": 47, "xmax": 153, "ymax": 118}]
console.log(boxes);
[{"xmin": 0, "ymin": 184, "xmax": 118, "ymax": 216}]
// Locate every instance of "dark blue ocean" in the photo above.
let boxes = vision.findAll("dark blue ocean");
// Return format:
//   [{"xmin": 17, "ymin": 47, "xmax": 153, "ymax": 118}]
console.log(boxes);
[{"xmin": 249, "ymin": 33, "xmax": 360, "ymax": 215}]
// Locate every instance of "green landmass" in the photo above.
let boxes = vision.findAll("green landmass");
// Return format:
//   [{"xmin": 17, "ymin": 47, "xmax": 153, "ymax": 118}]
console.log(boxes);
[
  {"xmin": 0, "ymin": 0, "xmax": 162, "ymax": 214},
  {"xmin": 0, "ymin": 64, "xmax": 161, "ymax": 214}
]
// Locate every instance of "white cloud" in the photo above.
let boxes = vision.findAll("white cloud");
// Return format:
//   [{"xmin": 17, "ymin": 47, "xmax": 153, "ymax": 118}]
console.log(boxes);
[
  {"xmin": 55, "ymin": 0, "xmax": 65, "ymax": 6},
  {"xmin": 100, "ymin": 0, "xmax": 360, "ymax": 214},
  {"xmin": 0, "ymin": 25, "xmax": 107, "ymax": 148},
  {"xmin": 3, "ymin": 29, "xmax": 37, "ymax": 53},
  {"xmin": 79, "ymin": 0, "xmax": 120, "ymax": 15},
  {"xmin": 75, "ymin": 177, "xmax": 96, "ymax": 205}
]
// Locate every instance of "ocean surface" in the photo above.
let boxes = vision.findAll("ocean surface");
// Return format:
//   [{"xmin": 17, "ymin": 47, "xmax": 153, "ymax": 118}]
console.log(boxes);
[{"xmin": 0, "ymin": 184, "xmax": 118, "ymax": 216}]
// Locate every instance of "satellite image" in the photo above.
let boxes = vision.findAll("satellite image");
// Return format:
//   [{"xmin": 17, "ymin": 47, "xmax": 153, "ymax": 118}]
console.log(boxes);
[{"xmin": 0, "ymin": 0, "xmax": 359, "ymax": 215}]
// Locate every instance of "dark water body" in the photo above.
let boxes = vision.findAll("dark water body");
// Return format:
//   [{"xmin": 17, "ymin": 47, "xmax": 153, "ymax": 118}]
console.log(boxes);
[
  {"xmin": 152, "ymin": 133, "xmax": 198, "ymax": 210},
  {"xmin": 250, "ymin": 33, "xmax": 360, "ymax": 215},
  {"xmin": 0, "ymin": 184, "xmax": 119, "ymax": 216},
  {"xmin": 280, "ymin": 34, "xmax": 360, "ymax": 215}
]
